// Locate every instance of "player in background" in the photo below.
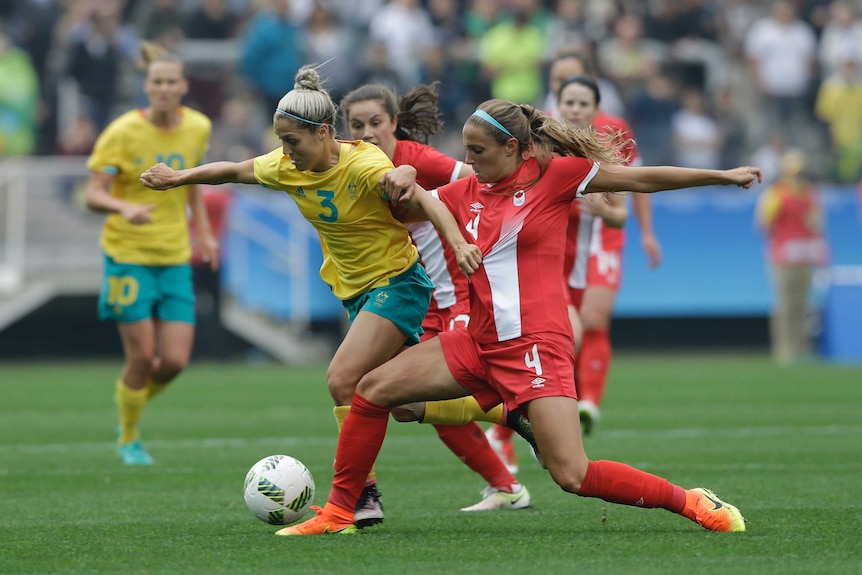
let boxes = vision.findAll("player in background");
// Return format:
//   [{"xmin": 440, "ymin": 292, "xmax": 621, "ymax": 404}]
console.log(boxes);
[
  {"xmin": 341, "ymin": 83, "xmax": 529, "ymax": 511},
  {"xmin": 84, "ymin": 43, "xmax": 219, "ymax": 466},
  {"xmin": 486, "ymin": 53, "xmax": 660, "ymax": 467},
  {"xmin": 278, "ymin": 99, "xmax": 759, "ymax": 536},
  {"xmin": 140, "ymin": 67, "xmax": 533, "ymax": 527}
]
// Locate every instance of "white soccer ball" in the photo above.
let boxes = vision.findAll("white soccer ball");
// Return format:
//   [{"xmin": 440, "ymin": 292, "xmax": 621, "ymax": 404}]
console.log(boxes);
[{"xmin": 243, "ymin": 454, "xmax": 315, "ymax": 525}]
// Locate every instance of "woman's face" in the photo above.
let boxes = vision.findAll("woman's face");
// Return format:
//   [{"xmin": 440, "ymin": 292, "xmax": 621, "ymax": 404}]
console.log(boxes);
[
  {"xmin": 462, "ymin": 122, "xmax": 517, "ymax": 183},
  {"xmin": 346, "ymin": 99, "xmax": 397, "ymax": 159},
  {"xmin": 144, "ymin": 61, "xmax": 188, "ymax": 113},
  {"xmin": 274, "ymin": 116, "xmax": 329, "ymax": 172},
  {"xmin": 558, "ymin": 82, "xmax": 597, "ymax": 128}
]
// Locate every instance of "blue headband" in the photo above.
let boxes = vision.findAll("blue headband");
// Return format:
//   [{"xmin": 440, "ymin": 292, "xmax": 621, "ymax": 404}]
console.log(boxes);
[
  {"xmin": 472, "ymin": 109, "xmax": 515, "ymax": 139},
  {"xmin": 275, "ymin": 109, "xmax": 330, "ymax": 126}
]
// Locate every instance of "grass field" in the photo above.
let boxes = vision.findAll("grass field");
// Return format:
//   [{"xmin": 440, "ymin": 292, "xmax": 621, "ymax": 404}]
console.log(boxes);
[{"xmin": 2, "ymin": 353, "xmax": 861, "ymax": 574}]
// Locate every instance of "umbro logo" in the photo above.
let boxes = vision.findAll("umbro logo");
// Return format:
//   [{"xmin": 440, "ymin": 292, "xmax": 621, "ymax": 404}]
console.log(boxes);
[
  {"xmin": 530, "ymin": 377, "xmax": 546, "ymax": 388},
  {"xmin": 470, "ymin": 201, "xmax": 485, "ymax": 212}
]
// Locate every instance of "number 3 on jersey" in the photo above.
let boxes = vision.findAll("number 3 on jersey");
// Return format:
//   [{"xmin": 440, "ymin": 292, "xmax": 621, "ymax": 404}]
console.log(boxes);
[{"xmin": 317, "ymin": 190, "xmax": 338, "ymax": 222}]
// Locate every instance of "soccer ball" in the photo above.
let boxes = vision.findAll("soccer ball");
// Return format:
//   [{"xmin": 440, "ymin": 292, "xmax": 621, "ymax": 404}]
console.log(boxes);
[{"xmin": 243, "ymin": 454, "xmax": 315, "ymax": 525}]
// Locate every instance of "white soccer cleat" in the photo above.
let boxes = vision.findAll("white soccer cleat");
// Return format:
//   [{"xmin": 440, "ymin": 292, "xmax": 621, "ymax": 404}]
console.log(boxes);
[
  {"xmin": 460, "ymin": 484, "xmax": 531, "ymax": 512},
  {"xmin": 579, "ymin": 400, "xmax": 601, "ymax": 436}
]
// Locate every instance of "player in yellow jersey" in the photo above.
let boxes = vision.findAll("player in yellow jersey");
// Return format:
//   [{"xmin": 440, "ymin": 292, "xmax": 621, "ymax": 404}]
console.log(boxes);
[
  {"xmin": 85, "ymin": 43, "xmax": 219, "ymax": 466},
  {"xmin": 141, "ymin": 66, "xmax": 497, "ymax": 528}
]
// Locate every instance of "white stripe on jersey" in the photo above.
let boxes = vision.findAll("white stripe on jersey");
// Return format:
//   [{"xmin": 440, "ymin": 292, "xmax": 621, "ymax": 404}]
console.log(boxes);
[
  {"xmin": 406, "ymin": 220, "xmax": 456, "ymax": 309},
  {"xmin": 576, "ymin": 162, "xmax": 601, "ymax": 196},
  {"xmin": 568, "ymin": 211, "xmax": 594, "ymax": 289},
  {"xmin": 449, "ymin": 161, "xmax": 464, "ymax": 183},
  {"xmin": 484, "ymin": 209, "xmax": 530, "ymax": 341}
]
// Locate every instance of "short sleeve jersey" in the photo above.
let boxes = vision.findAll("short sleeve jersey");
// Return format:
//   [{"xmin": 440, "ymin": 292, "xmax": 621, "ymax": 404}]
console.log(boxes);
[
  {"xmin": 434, "ymin": 156, "xmax": 600, "ymax": 344},
  {"xmin": 591, "ymin": 111, "xmax": 640, "ymax": 253},
  {"xmin": 254, "ymin": 140, "xmax": 418, "ymax": 300},
  {"xmin": 87, "ymin": 107, "xmax": 211, "ymax": 265},
  {"xmin": 394, "ymin": 140, "xmax": 469, "ymax": 314}
]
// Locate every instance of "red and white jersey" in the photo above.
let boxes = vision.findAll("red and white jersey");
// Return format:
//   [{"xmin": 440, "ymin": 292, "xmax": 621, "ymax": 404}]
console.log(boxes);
[
  {"xmin": 434, "ymin": 156, "xmax": 600, "ymax": 344},
  {"xmin": 590, "ymin": 111, "xmax": 640, "ymax": 253},
  {"xmin": 563, "ymin": 200, "xmax": 594, "ymax": 290},
  {"xmin": 394, "ymin": 140, "xmax": 469, "ymax": 315}
]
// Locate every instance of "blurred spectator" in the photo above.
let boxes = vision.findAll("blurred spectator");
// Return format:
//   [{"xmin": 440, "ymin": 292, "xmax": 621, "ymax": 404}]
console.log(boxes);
[
  {"xmin": 418, "ymin": 44, "xmax": 471, "ymax": 129},
  {"xmin": 368, "ymin": 0, "xmax": 437, "ymax": 87},
  {"xmin": 183, "ymin": 0, "xmax": 236, "ymax": 40},
  {"xmin": 597, "ymin": 12, "xmax": 666, "ymax": 105},
  {"xmin": 0, "ymin": 28, "xmax": 39, "ymax": 155},
  {"xmin": 137, "ymin": 0, "xmax": 184, "ymax": 41},
  {"xmin": 461, "ymin": 0, "xmax": 503, "ymax": 104},
  {"xmin": 356, "ymin": 41, "xmax": 405, "ymax": 95},
  {"xmin": 303, "ymin": 3, "xmax": 357, "ymax": 105},
  {"xmin": 545, "ymin": 0, "xmax": 590, "ymax": 56},
  {"xmin": 815, "ymin": 57, "xmax": 862, "ymax": 183},
  {"xmin": 671, "ymin": 87, "xmax": 722, "ymax": 169},
  {"xmin": 744, "ymin": 1, "xmax": 818, "ymax": 150},
  {"xmin": 462, "ymin": 0, "xmax": 503, "ymax": 39},
  {"xmin": 239, "ymin": 0, "xmax": 304, "ymax": 120},
  {"xmin": 627, "ymin": 72, "xmax": 678, "ymax": 166},
  {"xmin": 63, "ymin": 0, "xmax": 138, "ymax": 131},
  {"xmin": 58, "ymin": 113, "xmax": 97, "ymax": 156},
  {"xmin": 478, "ymin": 1, "xmax": 545, "ymax": 105},
  {"xmin": 209, "ymin": 94, "xmax": 267, "ymax": 162},
  {"xmin": 755, "ymin": 149, "xmax": 828, "ymax": 365},
  {"xmin": 818, "ymin": 0, "xmax": 862, "ymax": 78},
  {"xmin": 751, "ymin": 131, "xmax": 790, "ymax": 187},
  {"xmin": 714, "ymin": 85, "xmax": 748, "ymax": 170},
  {"xmin": 541, "ymin": 48, "xmax": 624, "ymax": 120}
]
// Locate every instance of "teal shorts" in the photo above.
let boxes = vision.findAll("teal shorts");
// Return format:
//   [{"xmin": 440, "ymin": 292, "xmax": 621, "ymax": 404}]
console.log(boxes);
[
  {"xmin": 343, "ymin": 261, "xmax": 434, "ymax": 346},
  {"xmin": 98, "ymin": 254, "xmax": 195, "ymax": 324}
]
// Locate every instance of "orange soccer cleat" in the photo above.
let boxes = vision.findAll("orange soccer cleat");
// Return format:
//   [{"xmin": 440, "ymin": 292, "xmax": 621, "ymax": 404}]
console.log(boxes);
[
  {"xmin": 275, "ymin": 503, "xmax": 358, "ymax": 536},
  {"xmin": 682, "ymin": 488, "xmax": 747, "ymax": 532}
]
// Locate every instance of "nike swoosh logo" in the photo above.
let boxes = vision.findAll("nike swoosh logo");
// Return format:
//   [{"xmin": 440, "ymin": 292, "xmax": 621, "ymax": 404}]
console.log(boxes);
[
  {"xmin": 508, "ymin": 491, "xmax": 527, "ymax": 506},
  {"xmin": 703, "ymin": 492, "xmax": 723, "ymax": 511}
]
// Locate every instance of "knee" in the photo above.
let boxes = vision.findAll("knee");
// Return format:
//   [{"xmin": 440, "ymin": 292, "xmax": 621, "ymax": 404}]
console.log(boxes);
[
  {"xmin": 547, "ymin": 462, "xmax": 588, "ymax": 495},
  {"xmin": 580, "ymin": 309, "xmax": 606, "ymax": 331},
  {"xmin": 156, "ymin": 355, "xmax": 188, "ymax": 381},
  {"xmin": 126, "ymin": 350, "xmax": 156, "ymax": 374},
  {"xmin": 327, "ymin": 366, "xmax": 360, "ymax": 405}
]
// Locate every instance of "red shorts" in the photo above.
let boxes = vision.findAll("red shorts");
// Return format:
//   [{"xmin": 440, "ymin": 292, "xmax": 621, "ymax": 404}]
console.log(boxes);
[
  {"xmin": 420, "ymin": 308, "xmax": 448, "ymax": 342},
  {"xmin": 438, "ymin": 329, "xmax": 577, "ymax": 412},
  {"xmin": 587, "ymin": 248, "xmax": 622, "ymax": 290}
]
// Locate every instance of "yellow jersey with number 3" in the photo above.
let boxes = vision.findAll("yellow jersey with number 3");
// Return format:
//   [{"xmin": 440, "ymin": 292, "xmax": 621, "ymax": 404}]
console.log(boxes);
[
  {"xmin": 87, "ymin": 107, "xmax": 211, "ymax": 265},
  {"xmin": 253, "ymin": 140, "xmax": 419, "ymax": 300}
]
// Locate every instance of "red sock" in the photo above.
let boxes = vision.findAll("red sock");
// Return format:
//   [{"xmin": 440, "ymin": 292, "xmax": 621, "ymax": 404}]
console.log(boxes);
[
  {"xmin": 579, "ymin": 460, "xmax": 686, "ymax": 513},
  {"xmin": 435, "ymin": 422, "xmax": 516, "ymax": 490},
  {"xmin": 490, "ymin": 424, "xmax": 514, "ymax": 441},
  {"xmin": 578, "ymin": 328, "xmax": 611, "ymax": 405},
  {"xmin": 329, "ymin": 393, "xmax": 390, "ymax": 511}
]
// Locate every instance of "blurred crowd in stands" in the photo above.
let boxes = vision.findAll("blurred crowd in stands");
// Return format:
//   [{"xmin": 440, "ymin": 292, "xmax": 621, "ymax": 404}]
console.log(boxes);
[{"xmin": 1, "ymin": 0, "xmax": 861, "ymax": 184}]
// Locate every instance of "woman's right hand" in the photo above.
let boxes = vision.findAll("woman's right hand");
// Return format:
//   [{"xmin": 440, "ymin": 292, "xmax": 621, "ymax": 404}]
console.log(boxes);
[{"xmin": 140, "ymin": 163, "xmax": 178, "ymax": 190}]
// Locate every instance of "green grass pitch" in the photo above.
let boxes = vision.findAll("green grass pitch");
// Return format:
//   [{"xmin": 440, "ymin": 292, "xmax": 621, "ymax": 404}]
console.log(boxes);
[{"xmin": 1, "ymin": 353, "xmax": 861, "ymax": 574}]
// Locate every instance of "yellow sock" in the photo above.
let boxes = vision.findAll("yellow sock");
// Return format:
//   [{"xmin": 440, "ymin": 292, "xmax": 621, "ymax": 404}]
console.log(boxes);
[
  {"xmin": 116, "ymin": 380, "xmax": 148, "ymax": 444},
  {"xmin": 422, "ymin": 397, "xmax": 503, "ymax": 425},
  {"xmin": 146, "ymin": 378, "xmax": 169, "ymax": 400},
  {"xmin": 334, "ymin": 405, "xmax": 376, "ymax": 482}
]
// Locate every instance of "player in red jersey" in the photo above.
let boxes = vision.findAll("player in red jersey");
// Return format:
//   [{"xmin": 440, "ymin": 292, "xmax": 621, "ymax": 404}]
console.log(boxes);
[
  {"xmin": 278, "ymin": 99, "xmax": 759, "ymax": 536},
  {"xmin": 341, "ymin": 83, "xmax": 530, "ymax": 511}
]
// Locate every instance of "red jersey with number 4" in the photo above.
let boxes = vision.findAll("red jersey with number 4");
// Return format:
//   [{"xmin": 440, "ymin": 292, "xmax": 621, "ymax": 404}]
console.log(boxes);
[
  {"xmin": 591, "ymin": 111, "xmax": 640, "ymax": 252},
  {"xmin": 433, "ymin": 156, "xmax": 600, "ymax": 344},
  {"xmin": 394, "ymin": 140, "xmax": 469, "ymax": 315}
]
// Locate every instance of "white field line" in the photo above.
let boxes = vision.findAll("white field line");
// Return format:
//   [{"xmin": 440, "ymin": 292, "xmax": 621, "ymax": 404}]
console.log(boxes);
[{"xmin": 0, "ymin": 424, "xmax": 858, "ymax": 456}]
